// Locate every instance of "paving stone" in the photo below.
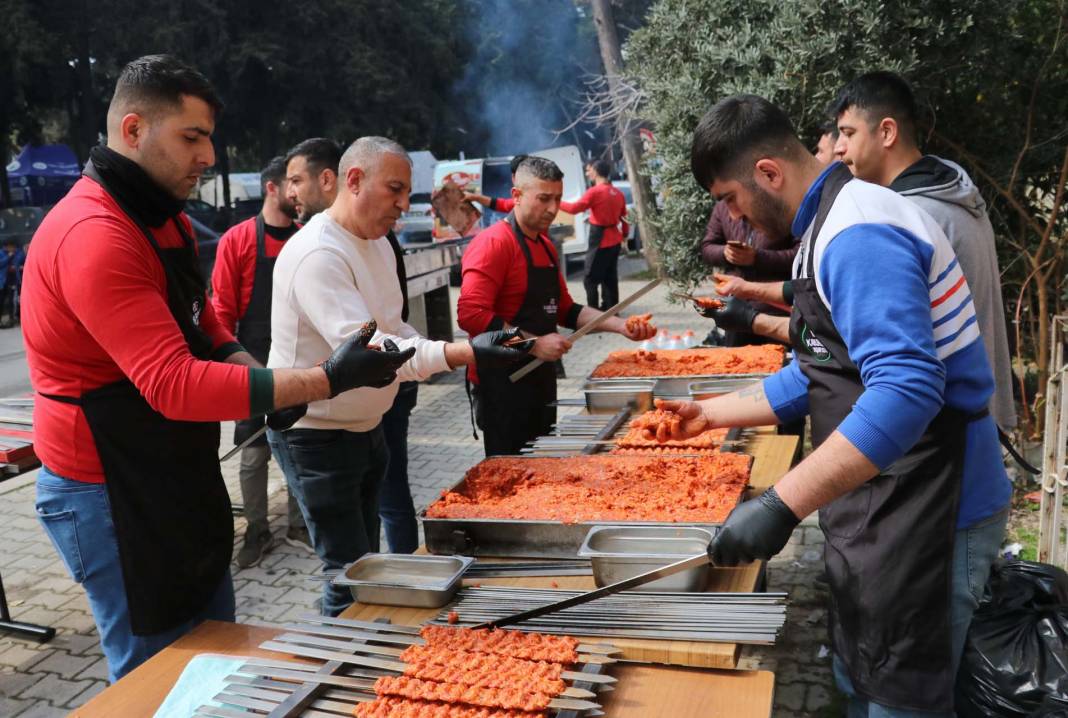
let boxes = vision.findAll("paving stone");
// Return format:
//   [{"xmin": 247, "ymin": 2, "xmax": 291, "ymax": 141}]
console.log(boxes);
[
  {"xmin": 17, "ymin": 672, "xmax": 94, "ymax": 705},
  {"xmin": 806, "ymin": 683, "xmax": 835, "ymax": 712},
  {"xmin": 73, "ymin": 656, "xmax": 108, "ymax": 682},
  {"xmin": 0, "ymin": 668, "xmax": 45, "ymax": 696},
  {"xmin": 776, "ymin": 682, "xmax": 806, "ymax": 710},
  {"xmin": 67, "ymin": 678, "xmax": 106, "ymax": 707},
  {"xmin": 10, "ymin": 702, "xmax": 70, "ymax": 718},
  {"xmin": 0, "ymin": 695, "xmax": 32, "ymax": 716},
  {"xmin": 30, "ymin": 651, "xmax": 97, "ymax": 680},
  {"xmin": 0, "ymin": 643, "xmax": 53, "ymax": 672}
]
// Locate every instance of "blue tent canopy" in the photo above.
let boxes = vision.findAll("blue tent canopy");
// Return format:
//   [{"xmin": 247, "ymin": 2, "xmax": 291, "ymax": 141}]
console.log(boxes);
[{"xmin": 6, "ymin": 144, "xmax": 81, "ymax": 207}]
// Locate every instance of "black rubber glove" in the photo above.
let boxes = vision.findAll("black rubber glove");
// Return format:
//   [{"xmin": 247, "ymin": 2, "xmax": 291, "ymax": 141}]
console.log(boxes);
[
  {"xmin": 266, "ymin": 403, "xmax": 307, "ymax": 432},
  {"xmin": 705, "ymin": 296, "xmax": 758, "ymax": 331},
  {"xmin": 707, "ymin": 486, "xmax": 800, "ymax": 566},
  {"xmin": 471, "ymin": 328, "xmax": 534, "ymax": 369},
  {"xmin": 320, "ymin": 329, "xmax": 415, "ymax": 396}
]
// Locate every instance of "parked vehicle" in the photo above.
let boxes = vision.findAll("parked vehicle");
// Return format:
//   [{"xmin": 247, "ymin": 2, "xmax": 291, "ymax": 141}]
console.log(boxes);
[
  {"xmin": 612, "ymin": 180, "xmax": 641, "ymax": 252},
  {"xmin": 397, "ymin": 192, "xmax": 434, "ymax": 245}
]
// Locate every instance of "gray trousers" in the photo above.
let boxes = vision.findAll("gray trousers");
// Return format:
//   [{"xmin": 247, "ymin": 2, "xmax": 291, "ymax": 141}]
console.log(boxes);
[{"xmin": 240, "ymin": 444, "xmax": 305, "ymax": 535}]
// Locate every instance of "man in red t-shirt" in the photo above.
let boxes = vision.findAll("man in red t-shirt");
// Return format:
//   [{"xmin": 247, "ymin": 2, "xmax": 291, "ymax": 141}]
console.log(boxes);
[
  {"xmin": 211, "ymin": 156, "xmax": 309, "ymax": 568},
  {"xmin": 559, "ymin": 159, "xmax": 629, "ymax": 310},
  {"xmin": 458, "ymin": 156, "xmax": 654, "ymax": 456},
  {"xmin": 21, "ymin": 55, "xmax": 413, "ymax": 681}
]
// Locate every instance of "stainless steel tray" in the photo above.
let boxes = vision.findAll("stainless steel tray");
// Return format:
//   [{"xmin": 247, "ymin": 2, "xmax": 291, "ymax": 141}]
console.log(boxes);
[
  {"xmin": 581, "ymin": 379, "xmax": 655, "ymax": 413},
  {"xmin": 688, "ymin": 377, "xmax": 766, "ymax": 399},
  {"xmin": 578, "ymin": 525, "xmax": 715, "ymax": 591},
  {"xmin": 587, "ymin": 372, "xmax": 770, "ymax": 398},
  {"xmin": 332, "ymin": 553, "xmax": 473, "ymax": 607},
  {"xmin": 419, "ymin": 453, "xmax": 751, "ymax": 558}
]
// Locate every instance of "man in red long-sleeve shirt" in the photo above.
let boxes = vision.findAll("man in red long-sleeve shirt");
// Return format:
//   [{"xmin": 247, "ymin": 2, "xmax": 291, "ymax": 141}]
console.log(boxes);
[
  {"xmin": 559, "ymin": 159, "xmax": 629, "ymax": 310},
  {"xmin": 21, "ymin": 55, "xmax": 414, "ymax": 682},
  {"xmin": 211, "ymin": 156, "xmax": 309, "ymax": 568},
  {"xmin": 458, "ymin": 156, "xmax": 653, "ymax": 456}
]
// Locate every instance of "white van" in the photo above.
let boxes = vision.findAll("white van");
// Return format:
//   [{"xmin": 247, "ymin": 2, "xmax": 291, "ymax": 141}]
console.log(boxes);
[{"xmin": 431, "ymin": 145, "xmax": 589, "ymax": 256}]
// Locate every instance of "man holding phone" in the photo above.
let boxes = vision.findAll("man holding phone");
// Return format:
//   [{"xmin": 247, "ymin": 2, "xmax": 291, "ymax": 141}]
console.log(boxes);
[{"xmin": 699, "ymin": 200, "xmax": 798, "ymax": 346}]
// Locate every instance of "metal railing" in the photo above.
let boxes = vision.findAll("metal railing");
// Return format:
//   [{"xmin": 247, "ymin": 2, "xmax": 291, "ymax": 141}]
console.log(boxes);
[{"xmin": 1039, "ymin": 315, "xmax": 1068, "ymax": 567}]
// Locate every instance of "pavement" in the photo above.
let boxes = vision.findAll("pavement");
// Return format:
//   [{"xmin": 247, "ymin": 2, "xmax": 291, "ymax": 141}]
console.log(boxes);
[{"xmin": 0, "ymin": 260, "xmax": 839, "ymax": 717}]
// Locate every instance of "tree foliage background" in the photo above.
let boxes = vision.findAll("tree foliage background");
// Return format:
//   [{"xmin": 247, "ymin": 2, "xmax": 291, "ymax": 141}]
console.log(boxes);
[{"xmin": 627, "ymin": 0, "xmax": 1068, "ymax": 431}]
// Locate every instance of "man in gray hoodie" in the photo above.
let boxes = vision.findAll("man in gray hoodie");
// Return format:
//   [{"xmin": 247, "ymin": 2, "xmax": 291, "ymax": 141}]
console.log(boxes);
[
  {"xmin": 831, "ymin": 71, "xmax": 1015, "ymax": 431},
  {"xmin": 711, "ymin": 72, "xmax": 1016, "ymax": 431}
]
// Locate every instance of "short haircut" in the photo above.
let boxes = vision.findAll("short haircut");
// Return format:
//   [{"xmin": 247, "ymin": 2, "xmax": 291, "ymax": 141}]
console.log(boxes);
[
  {"xmin": 819, "ymin": 118, "xmax": 840, "ymax": 140},
  {"xmin": 690, "ymin": 94, "xmax": 806, "ymax": 189},
  {"xmin": 509, "ymin": 154, "xmax": 530, "ymax": 176},
  {"xmin": 260, "ymin": 156, "xmax": 287, "ymax": 194},
  {"xmin": 515, "ymin": 156, "xmax": 564, "ymax": 184},
  {"xmin": 285, "ymin": 138, "xmax": 342, "ymax": 179},
  {"xmin": 591, "ymin": 159, "xmax": 612, "ymax": 179},
  {"xmin": 338, "ymin": 136, "xmax": 410, "ymax": 177},
  {"xmin": 831, "ymin": 71, "xmax": 918, "ymax": 145},
  {"xmin": 107, "ymin": 54, "xmax": 223, "ymax": 126}
]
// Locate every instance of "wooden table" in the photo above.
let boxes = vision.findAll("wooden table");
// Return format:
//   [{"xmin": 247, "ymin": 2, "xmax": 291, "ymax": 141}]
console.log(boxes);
[
  {"xmin": 73, "ymin": 620, "xmax": 776, "ymax": 718},
  {"xmin": 344, "ymin": 433, "xmax": 798, "ymax": 670}
]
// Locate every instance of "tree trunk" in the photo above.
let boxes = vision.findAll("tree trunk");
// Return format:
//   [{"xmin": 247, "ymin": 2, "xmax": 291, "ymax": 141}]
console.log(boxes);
[
  {"xmin": 215, "ymin": 130, "xmax": 232, "ymax": 226},
  {"xmin": 589, "ymin": 0, "xmax": 661, "ymax": 272},
  {"xmin": 1036, "ymin": 266, "xmax": 1051, "ymax": 424}
]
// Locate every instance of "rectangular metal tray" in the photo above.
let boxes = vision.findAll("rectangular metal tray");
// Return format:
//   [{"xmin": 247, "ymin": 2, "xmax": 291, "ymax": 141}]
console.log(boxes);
[
  {"xmin": 578, "ymin": 525, "xmax": 715, "ymax": 591},
  {"xmin": 587, "ymin": 372, "xmax": 770, "ymax": 398},
  {"xmin": 333, "ymin": 553, "xmax": 473, "ymax": 607},
  {"xmin": 420, "ymin": 454, "xmax": 751, "ymax": 558},
  {"xmin": 581, "ymin": 379, "xmax": 655, "ymax": 413}
]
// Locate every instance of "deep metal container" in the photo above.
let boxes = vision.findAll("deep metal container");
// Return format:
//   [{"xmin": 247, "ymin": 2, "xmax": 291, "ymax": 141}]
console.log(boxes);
[
  {"xmin": 578, "ymin": 525, "xmax": 715, "ymax": 591},
  {"xmin": 332, "ymin": 553, "xmax": 473, "ymax": 607},
  {"xmin": 581, "ymin": 379, "xmax": 656, "ymax": 413}
]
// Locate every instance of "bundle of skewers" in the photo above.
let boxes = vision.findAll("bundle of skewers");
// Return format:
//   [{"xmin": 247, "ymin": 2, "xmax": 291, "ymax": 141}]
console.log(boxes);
[{"xmin": 196, "ymin": 618, "xmax": 616, "ymax": 718}]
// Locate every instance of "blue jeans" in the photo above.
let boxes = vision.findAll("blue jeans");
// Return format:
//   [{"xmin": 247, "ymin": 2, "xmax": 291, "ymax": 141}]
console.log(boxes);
[
  {"xmin": 34, "ymin": 466, "xmax": 235, "ymax": 683},
  {"xmin": 269, "ymin": 425, "xmax": 388, "ymax": 617},
  {"xmin": 380, "ymin": 381, "xmax": 419, "ymax": 554},
  {"xmin": 833, "ymin": 507, "xmax": 1009, "ymax": 717}
]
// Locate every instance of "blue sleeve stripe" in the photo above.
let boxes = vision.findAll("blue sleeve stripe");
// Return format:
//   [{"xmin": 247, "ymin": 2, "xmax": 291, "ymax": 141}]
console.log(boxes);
[
  {"xmin": 933, "ymin": 294, "xmax": 974, "ymax": 329},
  {"xmin": 929, "ymin": 257, "xmax": 958, "ymax": 288},
  {"xmin": 935, "ymin": 314, "xmax": 979, "ymax": 348}
]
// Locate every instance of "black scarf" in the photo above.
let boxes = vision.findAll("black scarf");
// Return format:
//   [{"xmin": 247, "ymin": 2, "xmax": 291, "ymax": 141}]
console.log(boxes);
[{"xmin": 87, "ymin": 146, "xmax": 186, "ymax": 228}]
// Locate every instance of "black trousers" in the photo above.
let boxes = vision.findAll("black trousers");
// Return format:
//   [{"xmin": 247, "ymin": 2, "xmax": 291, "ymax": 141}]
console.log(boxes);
[{"xmin": 583, "ymin": 237, "xmax": 620, "ymax": 310}]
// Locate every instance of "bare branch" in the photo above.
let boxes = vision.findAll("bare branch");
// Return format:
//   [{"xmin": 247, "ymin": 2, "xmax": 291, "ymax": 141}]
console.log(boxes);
[{"xmin": 553, "ymin": 72, "xmax": 646, "ymax": 145}]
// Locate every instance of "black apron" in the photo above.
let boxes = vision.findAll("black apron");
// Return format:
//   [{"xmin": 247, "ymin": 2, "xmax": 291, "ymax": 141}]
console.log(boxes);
[
  {"xmin": 790, "ymin": 163, "xmax": 973, "ymax": 712},
  {"xmin": 233, "ymin": 215, "xmax": 278, "ymax": 446},
  {"xmin": 41, "ymin": 168, "xmax": 233, "ymax": 636},
  {"xmin": 475, "ymin": 214, "xmax": 559, "ymax": 455}
]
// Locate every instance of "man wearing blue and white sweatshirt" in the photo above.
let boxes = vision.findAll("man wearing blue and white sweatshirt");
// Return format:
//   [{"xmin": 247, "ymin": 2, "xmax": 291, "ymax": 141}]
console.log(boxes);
[{"xmin": 660, "ymin": 95, "xmax": 1010, "ymax": 717}]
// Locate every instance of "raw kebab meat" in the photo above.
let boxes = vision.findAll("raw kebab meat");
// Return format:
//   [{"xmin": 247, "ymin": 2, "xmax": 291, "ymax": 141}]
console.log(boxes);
[
  {"xmin": 425, "ymin": 453, "xmax": 750, "ymax": 523},
  {"xmin": 590, "ymin": 344, "xmax": 785, "ymax": 378},
  {"xmin": 693, "ymin": 296, "xmax": 724, "ymax": 310},
  {"xmin": 432, "ymin": 180, "xmax": 481, "ymax": 237},
  {"xmin": 400, "ymin": 645, "xmax": 567, "ymax": 694},
  {"xmin": 419, "ymin": 626, "xmax": 579, "ymax": 664},
  {"xmin": 373, "ymin": 676, "xmax": 552, "ymax": 713},
  {"xmin": 354, "ymin": 696, "xmax": 545, "ymax": 718},
  {"xmin": 615, "ymin": 409, "xmax": 728, "ymax": 450},
  {"xmin": 624, "ymin": 312, "xmax": 655, "ymax": 334}
]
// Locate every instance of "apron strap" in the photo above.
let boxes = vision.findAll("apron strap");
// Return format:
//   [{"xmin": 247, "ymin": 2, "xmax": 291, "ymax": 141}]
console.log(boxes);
[
  {"xmin": 464, "ymin": 375, "xmax": 479, "ymax": 441},
  {"xmin": 802, "ymin": 164, "xmax": 855, "ymax": 279},
  {"xmin": 998, "ymin": 426, "xmax": 1040, "ymax": 474},
  {"xmin": 37, "ymin": 391, "xmax": 82, "ymax": 406}
]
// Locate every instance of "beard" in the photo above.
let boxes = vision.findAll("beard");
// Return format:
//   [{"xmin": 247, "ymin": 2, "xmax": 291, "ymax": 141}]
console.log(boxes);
[
  {"xmin": 744, "ymin": 182, "xmax": 793, "ymax": 240},
  {"xmin": 277, "ymin": 195, "xmax": 299, "ymax": 220}
]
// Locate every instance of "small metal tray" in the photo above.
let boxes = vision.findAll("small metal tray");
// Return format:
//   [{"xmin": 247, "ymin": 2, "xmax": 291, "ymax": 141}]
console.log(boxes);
[
  {"xmin": 587, "ymin": 372, "xmax": 770, "ymax": 398},
  {"xmin": 581, "ymin": 379, "xmax": 655, "ymax": 413},
  {"xmin": 332, "ymin": 553, "xmax": 474, "ymax": 607},
  {"xmin": 578, "ymin": 525, "xmax": 715, "ymax": 591},
  {"xmin": 688, "ymin": 377, "xmax": 766, "ymax": 400}
]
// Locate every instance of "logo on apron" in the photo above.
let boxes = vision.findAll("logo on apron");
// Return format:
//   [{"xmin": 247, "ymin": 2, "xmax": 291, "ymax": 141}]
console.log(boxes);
[
  {"xmin": 801, "ymin": 323, "xmax": 832, "ymax": 362},
  {"xmin": 543, "ymin": 297, "xmax": 558, "ymax": 316},
  {"xmin": 191, "ymin": 296, "xmax": 203, "ymax": 326}
]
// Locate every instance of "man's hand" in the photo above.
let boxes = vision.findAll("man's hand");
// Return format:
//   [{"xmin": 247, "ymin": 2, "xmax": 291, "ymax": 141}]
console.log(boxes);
[
  {"xmin": 619, "ymin": 317, "xmax": 657, "ymax": 342},
  {"xmin": 531, "ymin": 333, "xmax": 572, "ymax": 362},
  {"xmin": 724, "ymin": 243, "xmax": 757, "ymax": 266},
  {"xmin": 462, "ymin": 192, "xmax": 491, "ymax": 207},
  {"xmin": 472, "ymin": 328, "xmax": 533, "ymax": 368},
  {"xmin": 654, "ymin": 398, "xmax": 712, "ymax": 439},
  {"xmin": 713, "ymin": 272, "xmax": 749, "ymax": 298},
  {"xmin": 267, "ymin": 403, "xmax": 308, "ymax": 432},
  {"xmin": 321, "ymin": 332, "xmax": 416, "ymax": 396},
  {"xmin": 708, "ymin": 296, "xmax": 758, "ymax": 332},
  {"xmin": 707, "ymin": 486, "xmax": 800, "ymax": 566}
]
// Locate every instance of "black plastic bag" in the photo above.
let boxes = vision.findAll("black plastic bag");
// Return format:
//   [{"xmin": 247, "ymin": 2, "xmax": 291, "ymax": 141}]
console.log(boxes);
[{"xmin": 956, "ymin": 560, "xmax": 1068, "ymax": 717}]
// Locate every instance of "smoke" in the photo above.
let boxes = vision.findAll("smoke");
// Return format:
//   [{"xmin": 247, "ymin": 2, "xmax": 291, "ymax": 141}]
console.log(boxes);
[{"xmin": 451, "ymin": 0, "xmax": 592, "ymax": 157}]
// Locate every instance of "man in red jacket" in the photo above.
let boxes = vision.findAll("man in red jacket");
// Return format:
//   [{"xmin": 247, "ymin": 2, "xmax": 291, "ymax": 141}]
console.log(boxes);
[
  {"xmin": 211, "ymin": 156, "xmax": 309, "ymax": 568},
  {"xmin": 458, "ymin": 156, "xmax": 653, "ymax": 456},
  {"xmin": 560, "ymin": 159, "xmax": 629, "ymax": 310},
  {"xmin": 21, "ymin": 54, "xmax": 413, "ymax": 682}
]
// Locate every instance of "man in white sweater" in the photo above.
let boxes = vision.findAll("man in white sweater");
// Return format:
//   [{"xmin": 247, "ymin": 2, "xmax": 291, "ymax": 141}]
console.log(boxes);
[{"xmin": 267, "ymin": 136, "xmax": 525, "ymax": 616}]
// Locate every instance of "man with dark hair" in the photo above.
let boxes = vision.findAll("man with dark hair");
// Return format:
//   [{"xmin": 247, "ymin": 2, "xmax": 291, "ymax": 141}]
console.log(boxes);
[
  {"xmin": 661, "ymin": 94, "xmax": 1009, "ymax": 716},
  {"xmin": 458, "ymin": 156, "xmax": 654, "ymax": 456},
  {"xmin": 268, "ymin": 137, "xmax": 528, "ymax": 616},
  {"xmin": 559, "ymin": 159, "xmax": 629, "ymax": 309},
  {"xmin": 285, "ymin": 137, "xmax": 342, "ymax": 222},
  {"xmin": 814, "ymin": 118, "xmax": 840, "ymax": 165},
  {"xmin": 832, "ymin": 70, "xmax": 1016, "ymax": 431},
  {"xmin": 21, "ymin": 54, "xmax": 414, "ymax": 680},
  {"xmin": 211, "ymin": 156, "xmax": 309, "ymax": 568}
]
